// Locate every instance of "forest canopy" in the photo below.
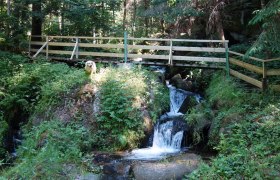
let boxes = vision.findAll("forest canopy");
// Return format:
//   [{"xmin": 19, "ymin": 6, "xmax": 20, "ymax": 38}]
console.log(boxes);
[{"xmin": 0, "ymin": 0, "xmax": 279, "ymax": 58}]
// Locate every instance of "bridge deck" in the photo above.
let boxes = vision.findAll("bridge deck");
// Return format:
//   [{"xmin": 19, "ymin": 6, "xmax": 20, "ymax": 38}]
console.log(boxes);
[{"xmin": 29, "ymin": 35, "xmax": 279, "ymax": 91}]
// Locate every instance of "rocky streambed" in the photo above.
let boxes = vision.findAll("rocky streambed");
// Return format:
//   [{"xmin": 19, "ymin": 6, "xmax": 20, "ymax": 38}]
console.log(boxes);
[{"xmin": 78, "ymin": 152, "xmax": 201, "ymax": 180}]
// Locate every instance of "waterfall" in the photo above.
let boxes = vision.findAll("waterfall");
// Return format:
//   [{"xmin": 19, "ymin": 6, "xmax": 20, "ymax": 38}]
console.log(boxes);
[
  {"xmin": 126, "ymin": 84, "xmax": 189, "ymax": 160},
  {"xmin": 167, "ymin": 85, "xmax": 188, "ymax": 116}
]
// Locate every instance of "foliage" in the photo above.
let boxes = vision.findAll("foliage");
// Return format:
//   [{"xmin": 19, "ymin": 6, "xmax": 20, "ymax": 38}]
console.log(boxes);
[
  {"xmin": 185, "ymin": 72, "xmax": 280, "ymax": 179},
  {"xmin": 0, "ymin": 52, "xmax": 87, "ymax": 162},
  {"xmin": 188, "ymin": 104, "xmax": 280, "ymax": 179},
  {"xmin": 0, "ymin": 117, "xmax": 8, "ymax": 159},
  {"xmin": 247, "ymin": 0, "xmax": 280, "ymax": 58},
  {"xmin": 0, "ymin": 52, "xmax": 88, "ymax": 120},
  {"xmin": 1, "ymin": 120, "xmax": 91, "ymax": 179},
  {"xmin": 95, "ymin": 67, "xmax": 168, "ymax": 150}
]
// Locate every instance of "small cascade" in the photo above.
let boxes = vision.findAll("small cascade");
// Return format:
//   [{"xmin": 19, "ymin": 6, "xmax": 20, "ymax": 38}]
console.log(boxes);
[
  {"xmin": 167, "ymin": 85, "xmax": 188, "ymax": 116},
  {"xmin": 152, "ymin": 121, "xmax": 184, "ymax": 150},
  {"xmin": 126, "ymin": 83, "xmax": 191, "ymax": 160}
]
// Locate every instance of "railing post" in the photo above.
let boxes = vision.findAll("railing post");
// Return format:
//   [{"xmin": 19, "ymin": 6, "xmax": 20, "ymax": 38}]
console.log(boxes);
[
  {"xmin": 76, "ymin": 37, "xmax": 79, "ymax": 59},
  {"xmin": 46, "ymin": 36, "xmax": 49, "ymax": 59},
  {"xmin": 262, "ymin": 61, "xmax": 267, "ymax": 91},
  {"xmin": 225, "ymin": 42, "xmax": 230, "ymax": 79},
  {"xmin": 28, "ymin": 35, "xmax": 31, "ymax": 57},
  {"xmin": 168, "ymin": 40, "xmax": 173, "ymax": 65},
  {"xmin": 124, "ymin": 31, "xmax": 128, "ymax": 63}
]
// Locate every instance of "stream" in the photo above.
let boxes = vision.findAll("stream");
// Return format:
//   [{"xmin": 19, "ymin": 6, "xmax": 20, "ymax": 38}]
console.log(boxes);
[
  {"xmin": 125, "ymin": 83, "xmax": 194, "ymax": 160},
  {"xmin": 83, "ymin": 77, "xmax": 202, "ymax": 179}
]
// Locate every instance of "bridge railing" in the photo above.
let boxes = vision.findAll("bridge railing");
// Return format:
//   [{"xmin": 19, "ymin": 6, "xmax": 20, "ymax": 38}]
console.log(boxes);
[
  {"xmin": 228, "ymin": 51, "xmax": 280, "ymax": 91},
  {"xmin": 29, "ymin": 35, "xmax": 229, "ymax": 69}
]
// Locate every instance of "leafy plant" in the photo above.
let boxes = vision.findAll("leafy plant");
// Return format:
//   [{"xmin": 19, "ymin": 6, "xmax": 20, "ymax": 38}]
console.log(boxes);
[
  {"xmin": 95, "ymin": 67, "xmax": 168, "ymax": 150},
  {"xmin": 1, "ymin": 120, "xmax": 91, "ymax": 179}
]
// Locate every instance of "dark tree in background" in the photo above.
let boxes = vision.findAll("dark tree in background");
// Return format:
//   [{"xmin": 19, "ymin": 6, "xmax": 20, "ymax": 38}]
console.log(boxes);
[{"xmin": 31, "ymin": 0, "xmax": 42, "ymax": 41}]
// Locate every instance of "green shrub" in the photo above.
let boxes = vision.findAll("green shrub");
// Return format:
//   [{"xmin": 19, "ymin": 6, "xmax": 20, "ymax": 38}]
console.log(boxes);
[
  {"xmin": 0, "ymin": 116, "xmax": 8, "ymax": 159},
  {"xmin": 1, "ymin": 120, "xmax": 90, "ymax": 179},
  {"xmin": 185, "ymin": 72, "xmax": 280, "ymax": 179},
  {"xmin": 188, "ymin": 105, "xmax": 280, "ymax": 179},
  {"xmin": 96, "ymin": 67, "xmax": 168, "ymax": 150}
]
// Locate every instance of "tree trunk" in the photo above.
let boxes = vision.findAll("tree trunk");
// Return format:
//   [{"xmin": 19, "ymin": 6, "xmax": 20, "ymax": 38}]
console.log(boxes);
[
  {"xmin": 144, "ymin": 0, "xmax": 149, "ymax": 36},
  {"xmin": 132, "ymin": 0, "xmax": 137, "ymax": 38},
  {"xmin": 123, "ymin": 0, "xmax": 127, "ymax": 31},
  {"xmin": 7, "ymin": 0, "xmax": 10, "ymax": 16},
  {"xmin": 31, "ymin": 0, "xmax": 42, "ymax": 41}
]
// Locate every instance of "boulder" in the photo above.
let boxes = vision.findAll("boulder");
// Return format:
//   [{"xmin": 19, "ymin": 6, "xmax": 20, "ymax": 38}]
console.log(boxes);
[
  {"xmin": 132, "ymin": 153, "xmax": 200, "ymax": 180},
  {"xmin": 169, "ymin": 74, "xmax": 192, "ymax": 91},
  {"xmin": 179, "ymin": 95, "xmax": 198, "ymax": 114},
  {"xmin": 103, "ymin": 162, "xmax": 131, "ymax": 177}
]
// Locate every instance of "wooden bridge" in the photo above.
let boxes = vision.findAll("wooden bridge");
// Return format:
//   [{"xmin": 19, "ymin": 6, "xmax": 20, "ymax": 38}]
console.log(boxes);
[{"xmin": 29, "ymin": 35, "xmax": 280, "ymax": 91}]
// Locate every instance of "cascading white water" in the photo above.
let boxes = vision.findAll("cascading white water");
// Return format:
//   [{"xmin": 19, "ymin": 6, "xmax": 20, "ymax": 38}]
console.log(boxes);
[
  {"xmin": 126, "ymin": 84, "xmax": 188, "ymax": 160},
  {"xmin": 167, "ymin": 85, "xmax": 188, "ymax": 116}
]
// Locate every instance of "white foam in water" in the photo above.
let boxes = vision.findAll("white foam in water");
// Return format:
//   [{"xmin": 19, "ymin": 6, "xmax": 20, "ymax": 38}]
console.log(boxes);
[
  {"xmin": 126, "ymin": 84, "xmax": 186, "ymax": 160},
  {"xmin": 127, "ymin": 121, "xmax": 184, "ymax": 160},
  {"xmin": 167, "ymin": 85, "xmax": 188, "ymax": 116}
]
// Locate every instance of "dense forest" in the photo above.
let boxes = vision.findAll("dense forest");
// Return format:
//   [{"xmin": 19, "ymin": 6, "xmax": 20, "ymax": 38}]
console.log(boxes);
[
  {"xmin": 0, "ymin": 0, "xmax": 280, "ymax": 179},
  {"xmin": 0, "ymin": 0, "xmax": 279, "ymax": 57}
]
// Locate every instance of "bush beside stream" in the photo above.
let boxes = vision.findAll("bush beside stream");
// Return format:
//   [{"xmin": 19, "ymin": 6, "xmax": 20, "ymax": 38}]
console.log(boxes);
[
  {"xmin": 185, "ymin": 73, "xmax": 280, "ymax": 179},
  {"xmin": 0, "ymin": 52, "xmax": 169, "ymax": 178}
]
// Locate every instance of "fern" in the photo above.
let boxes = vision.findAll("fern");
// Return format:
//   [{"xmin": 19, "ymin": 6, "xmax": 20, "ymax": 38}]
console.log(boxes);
[{"xmin": 247, "ymin": 0, "xmax": 280, "ymax": 57}]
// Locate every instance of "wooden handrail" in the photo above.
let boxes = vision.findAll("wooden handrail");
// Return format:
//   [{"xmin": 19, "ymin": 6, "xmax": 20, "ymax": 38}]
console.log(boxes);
[
  {"xmin": 228, "ymin": 51, "xmax": 264, "ymax": 62},
  {"xmin": 29, "ymin": 35, "xmax": 228, "ymax": 43}
]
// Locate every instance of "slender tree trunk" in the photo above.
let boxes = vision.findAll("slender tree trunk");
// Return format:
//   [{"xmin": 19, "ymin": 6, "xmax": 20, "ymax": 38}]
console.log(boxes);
[
  {"xmin": 132, "ymin": 0, "xmax": 137, "ymax": 38},
  {"xmin": 144, "ymin": 0, "xmax": 149, "ymax": 36},
  {"xmin": 31, "ymin": 0, "xmax": 42, "ymax": 42},
  {"xmin": 260, "ymin": 0, "xmax": 265, "ymax": 8},
  {"xmin": 7, "ymin": 0, "xmax": 10, "ymax": 16},
  {"xmin": 160, "ymin": 19, "xmax": 165, "ymax": 34},
  {"xmin": 123, "ymin": 0, "xmax": 127, "ymax": 31}
]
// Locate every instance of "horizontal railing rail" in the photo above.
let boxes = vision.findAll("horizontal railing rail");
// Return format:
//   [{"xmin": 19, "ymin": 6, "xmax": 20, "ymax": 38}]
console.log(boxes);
[
  {"xmin": 228, "ymin": 51, "xmax": 280, "ymax": 91},
  {"xmin": 29, "ymin": 35, "xmax": 228, "ymax": 70}
]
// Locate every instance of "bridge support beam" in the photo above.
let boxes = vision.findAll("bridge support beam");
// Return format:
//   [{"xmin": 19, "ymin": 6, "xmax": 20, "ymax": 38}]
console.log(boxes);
[
  {"xmin": 124, "ymin": 31, "xmax": 128, "ymax": 63},
  {"xmin": 225, "ymin": 42, "xmax": 230, "ymax": 78}
]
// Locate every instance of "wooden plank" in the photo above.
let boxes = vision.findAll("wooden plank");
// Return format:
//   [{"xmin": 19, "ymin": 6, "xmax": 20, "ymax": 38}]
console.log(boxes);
[
  {"xmin": 172, "ymin": 56, "xmax": 226, "ymax": 62},
  {"xmin": 270, "ymin": 85, "xmax": 280, "ymax": 92},
  {"xmin": 70, "ymin": 40, "xmax": 79, "ymax": 60},
  {"xmin": 267, "ymin": 69, "xmax": 280, "ymax": 76},
  {"xmin": 229, "ymin": 51, "xmax": 264, "ymax": 62},
  {"xmin": 230, "ymin": 69, "xmax": 262, "ymax": 88},
  {"xmin": 47, "ymin": 56, "xmax": 224, "ymax": 69},
  {"xmin": 33, "ymin": 41, "xmax": 48, "ymax": 58},
  {"xmin": 48, "ymin": 36, "xmax": 124, "ymax": 40},
  {"xmin": 31, "ymin": 35, "xmax": 228, "ymax": 43},
  {"xmin": 128, "ymin": 38, "xmax": 228, "ymax": 43},
  {"xmin": 229, "ymin": 58, "xmax": 263, "ymax": 74},
  {"xmin": 31, "ymin": 41, "xmax": 226, "ymax": 52},
  {"xmin": 30, "ymin": 49, "xmax": 226, "ymax": 62},
  {"xmin": 265, "ymin": 58, "xmax": 280, "ymax": 62},
  {"xmin": 135, "ymin": 61, "xmax": 223, "ymax": 69}
]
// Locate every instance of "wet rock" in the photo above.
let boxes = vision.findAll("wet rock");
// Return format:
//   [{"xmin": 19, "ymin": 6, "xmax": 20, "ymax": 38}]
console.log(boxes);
[
  {"xmin": 172, "ymin": 120, "xmax": 188, "ymax": 136},
  {"xmin": 132, "ymin": 153, "xmax": 200, "ymax": 180},
  {"xmin": 76, "ymin": 173, "xmax": 102, "ymax": 180},
  {"xmin": 170, "ymin": 74, "xmax": 192, "ymax": 91},
  {"xmin": 179, "ymin": 95, "xmax": 198, "ymax": 114},
  {"xmin": 92, "ymin": 153, "xmax": 123, "ymax": 165},
  {"xmin": 142, "ymin": 110, "xmax": 153, "ymax": 135},
  {"xmin": 103, "ymin": 162, "xmax": 131, "ymax": 177}
]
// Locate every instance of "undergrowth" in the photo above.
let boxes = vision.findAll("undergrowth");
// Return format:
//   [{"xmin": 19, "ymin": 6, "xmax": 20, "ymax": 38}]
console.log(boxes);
[
  {"xmin": 0, "ymin": 51, "xmax": 88, "ymax": 163},
  {"xmin": 0, "ymin": 53, "xmax": 169, "ymax": 178},
  {"xmin": 95, "ymin": 67, "xmax": 169, "ymax": 150},
  {"xmin": 185, "ymin": 72, "xmax": 280, "ymax": 179},
  {"xmin": 2, "ymin": 120, "xmax": 90, "ymax": 179}
]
